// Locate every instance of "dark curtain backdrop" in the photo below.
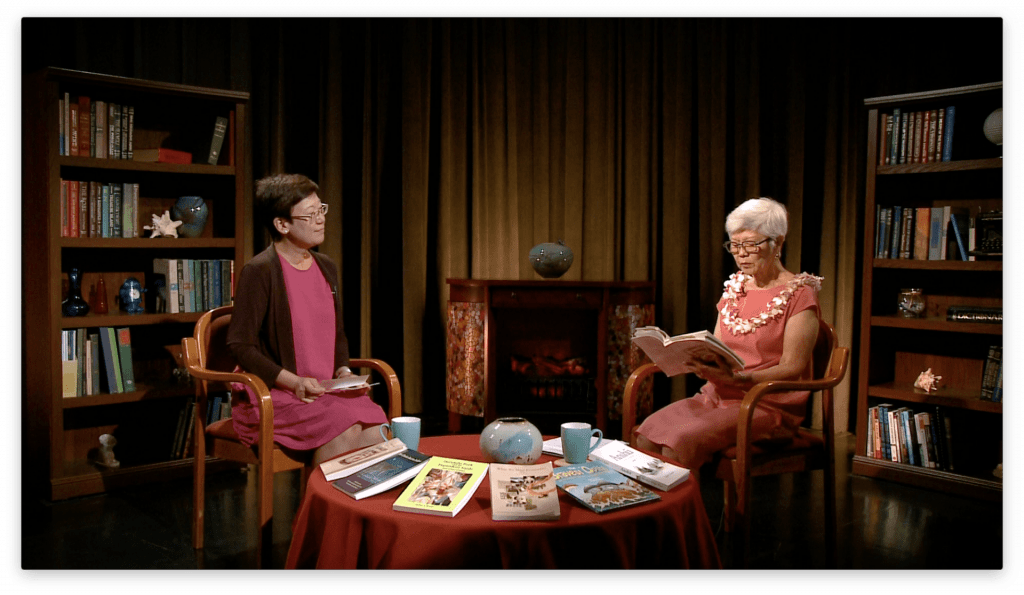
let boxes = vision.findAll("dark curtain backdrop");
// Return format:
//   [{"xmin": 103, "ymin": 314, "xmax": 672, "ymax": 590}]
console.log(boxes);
[{"xmin": 23, "ymin": 17, "xmax": 1003, "ymax": 433}]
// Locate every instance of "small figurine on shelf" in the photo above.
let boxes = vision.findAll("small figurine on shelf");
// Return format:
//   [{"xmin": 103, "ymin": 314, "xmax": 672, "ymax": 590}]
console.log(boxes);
[
  {"xmin": 143, "ymin": 210, "xmax": 184, "ymax": 238},
  {"xmin": 95, "ymin": 434, "xmax": 120, "ymax": 469},
  {"xmin": 118, "ymin": 277, "xmax": 146, "ymax": 314},
  {"xmin": 914, "ymin": 368, "xmax": 942, "ymax": 393}
]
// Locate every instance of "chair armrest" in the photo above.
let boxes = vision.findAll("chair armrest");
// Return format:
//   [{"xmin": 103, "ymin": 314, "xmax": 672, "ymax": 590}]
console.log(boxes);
[
  {"xmin": 350, "ymin": 358, "xmax": 402, "ymax": 419},
  {"xmin": 622, "ymin": 362, "xmax": 662, "ymax": 447},
  {"xmin": 181, "ymin": 336, "xmax": 275, "ymax": 451},
  {"xmin": 734, "ymin": 347, "xmax": 849, "ymax": 472}
]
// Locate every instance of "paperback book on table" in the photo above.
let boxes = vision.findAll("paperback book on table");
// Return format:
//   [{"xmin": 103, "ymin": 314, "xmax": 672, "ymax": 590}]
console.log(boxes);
[
  {"xmin": 331, "ymin": 449, "xmax": 430, "ymax": 500},
  {"xmin": 552, "ymin": 463, "xmax": 660, "ymax": 514},
  {"xmin": 589, "ymin": 440, "xmax": 690, "ymax": 491},
  {"xmin": 631, "ymin": 326, "xmax": 745, "ymax": 377},
  {"xmin": 392, "ymin": 457, "xmax": 489, "ymax": 518},
  {"xmin": 320, "ymin": 438, "xmax": 407, "ymax": 482},
  {"xmin": 489, "ymin": 462, "xmax": 561, "ymax": 521}
]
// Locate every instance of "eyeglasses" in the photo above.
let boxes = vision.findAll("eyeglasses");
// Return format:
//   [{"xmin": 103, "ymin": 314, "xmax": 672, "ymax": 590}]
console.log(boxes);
[
  {"xmin": 291, "ymin": 203, "xmax": 329, "ymax": 222},
  {"xmin": 723, "ymin": 238, "xmax": 772, "ymax": 254}
]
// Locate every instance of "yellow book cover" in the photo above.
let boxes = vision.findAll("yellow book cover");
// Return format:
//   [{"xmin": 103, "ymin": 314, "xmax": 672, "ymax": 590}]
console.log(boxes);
[{"xmin": 392, "ymin": 457, "xmax": 489, "ymax": 518}]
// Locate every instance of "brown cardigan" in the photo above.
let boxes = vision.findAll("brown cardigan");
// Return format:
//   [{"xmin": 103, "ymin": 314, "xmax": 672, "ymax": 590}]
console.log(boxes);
[{"xmin": 226, "ymin": 244, "xmax": 350, "ymax": 388}]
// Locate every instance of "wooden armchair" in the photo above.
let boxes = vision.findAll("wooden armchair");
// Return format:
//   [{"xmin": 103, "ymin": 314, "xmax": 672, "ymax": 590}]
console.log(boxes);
[
  {"xmin": 182, "ymin": 305, "xmax": 402, "ymax": 568},
  {"xmin": 621, "ymin": 319, "xmax": 849, "ymax": 568}
]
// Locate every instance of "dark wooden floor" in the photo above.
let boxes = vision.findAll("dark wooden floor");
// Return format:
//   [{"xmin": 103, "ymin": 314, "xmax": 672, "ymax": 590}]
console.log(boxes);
[{"xmin": 21, "ymin": 431, "xmax": 1003, "ymax": 572}]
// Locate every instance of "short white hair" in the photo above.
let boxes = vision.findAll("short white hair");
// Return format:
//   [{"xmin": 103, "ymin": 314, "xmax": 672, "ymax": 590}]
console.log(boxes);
[{"xmin": 725, "ymin": 197, "xmax": 789, "ymax": 239}]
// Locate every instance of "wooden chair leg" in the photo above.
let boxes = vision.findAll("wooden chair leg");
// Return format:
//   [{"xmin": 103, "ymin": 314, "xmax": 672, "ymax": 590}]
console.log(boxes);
[
  {"xmin": 192, "ymin": 451, "xmax": 205, "ymax": 550},
  {"xmin": 824, "ymin": 462, "xmax": 837, "ymax": 568},
  {"xmin": 257, "ymin": 461, "xmax": 274, "ymax": 569},
  {"xmin": 722, "ymin": 479, "xmax": 737, "ymax": 533}
]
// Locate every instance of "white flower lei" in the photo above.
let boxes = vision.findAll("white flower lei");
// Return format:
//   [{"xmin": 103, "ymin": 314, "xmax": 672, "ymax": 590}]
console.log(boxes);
[{"xmin": 720, "ymin": 272, "xmax": 823, "ymax": 335}]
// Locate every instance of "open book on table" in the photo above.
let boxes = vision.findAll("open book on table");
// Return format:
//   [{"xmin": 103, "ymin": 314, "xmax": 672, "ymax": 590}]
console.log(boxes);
[{"xmin": 631, "ymin": 326, "xmax": 744, "ymax": 377}]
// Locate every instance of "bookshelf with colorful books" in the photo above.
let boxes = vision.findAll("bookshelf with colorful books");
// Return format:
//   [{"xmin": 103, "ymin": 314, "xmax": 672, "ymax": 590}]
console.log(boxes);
[
  {"xmin": 854, "ymin": 82, "xmax": 1002, "ymax": 501},
  {"xmin": 23, "ymin": 67, "xmax": 250, "ymax": 500}
]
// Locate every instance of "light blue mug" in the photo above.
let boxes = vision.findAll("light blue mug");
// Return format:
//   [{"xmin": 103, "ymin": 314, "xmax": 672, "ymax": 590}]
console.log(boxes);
[
  {"xmin": 380, "ymin": 416, "xmax": 421, "ymax": 451},
  {"xmin": 561, "ymin": 422, "xmax": 603, "ymax": 464}
]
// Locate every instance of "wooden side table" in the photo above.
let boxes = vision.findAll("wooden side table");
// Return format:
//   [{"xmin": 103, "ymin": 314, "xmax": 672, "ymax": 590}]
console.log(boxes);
[{"xmin": 445, "ymin": 279, "xmax": 655, "ymax": 436}]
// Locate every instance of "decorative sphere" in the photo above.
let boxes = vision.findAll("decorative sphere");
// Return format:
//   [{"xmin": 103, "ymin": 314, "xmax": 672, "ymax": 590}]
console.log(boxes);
[
  {"xmin": 171, "ymin": 196, "xmax": 209, "ymax": 238},
  {"xmin": 479, "ymin": 417, "xmax": 543, "ymax": 464},
  {"xmin": 529, "ymin": 240, "xmax": 574, "ymax": 278},
  {"xmin": 983, "ymin": 108, "xmax": 1002, "ymax": 146}
]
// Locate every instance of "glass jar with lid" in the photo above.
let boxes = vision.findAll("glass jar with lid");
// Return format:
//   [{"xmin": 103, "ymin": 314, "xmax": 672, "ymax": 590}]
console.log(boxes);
[{"xmin": 898, "ymin": 288, "xmax": 925, "ymax": 318}]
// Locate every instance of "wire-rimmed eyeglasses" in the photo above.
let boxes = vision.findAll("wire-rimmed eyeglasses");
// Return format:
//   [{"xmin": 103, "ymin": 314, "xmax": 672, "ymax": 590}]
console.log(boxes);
[
  {"xmin": 722, "ymin": 238, "xmax": 772, "ymax": 254},
  {"xmin": 291, "ymin": 203, "xmax": 329, "ymax": 221}
]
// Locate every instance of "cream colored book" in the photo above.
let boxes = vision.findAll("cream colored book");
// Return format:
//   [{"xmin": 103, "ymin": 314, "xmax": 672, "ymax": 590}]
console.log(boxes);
[
  {"xmin": 319, "ymin": 438, "xmax": 406, "ymax": 481},
  {"xmin": 392, "ymin": 457, "xmax": 490, "ymax": 518},
  {"xmin": 488, "ymin": 462, "xmax": 560, "ymax": 521},
  {"xmin": 631, "ymin": 326, "xmax": 744, "ymax": 377}
]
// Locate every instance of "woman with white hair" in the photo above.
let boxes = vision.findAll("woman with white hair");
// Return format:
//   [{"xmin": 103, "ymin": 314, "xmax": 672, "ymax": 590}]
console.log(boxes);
[{"xmin": 635, "ymin": 197, "xmax": 822, "ymax": 471}]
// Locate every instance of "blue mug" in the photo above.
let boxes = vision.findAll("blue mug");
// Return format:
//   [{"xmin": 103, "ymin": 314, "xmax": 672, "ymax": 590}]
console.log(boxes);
[
  {"xmin": 380, "ymin": 416, "xmax": 421, "ymax": 451},
  {"xmin": 561, "ymin": 422, "xmax": 603, "ymax": 464}
]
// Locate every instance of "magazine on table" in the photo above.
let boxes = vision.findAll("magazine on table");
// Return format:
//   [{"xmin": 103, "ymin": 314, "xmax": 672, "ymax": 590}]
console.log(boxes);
[
  {"xmin": 319, "ymin": 438, "xmax": 407, "ymax": 482},
  {"xmin": 552, "ymin": 462, "xmax": 660, "ymax": 514},
  {"xmin": 331, "ymin": 449, "xmax": 430, "ymax": 500},
  {"xmin": 590, "ymin": 440, "xmax": 690, "ymax": 491},
  {"xmin": 489, "ymin": 462, "xmax": 561, "ymax": 521}
]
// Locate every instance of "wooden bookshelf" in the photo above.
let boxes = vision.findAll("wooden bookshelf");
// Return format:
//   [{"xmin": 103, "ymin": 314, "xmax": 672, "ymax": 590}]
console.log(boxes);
[
  {"xmin": 853, "ymin": 82, "xmax": 1002, "ymax": 501},
  {"xmin": 23, "ymin": 67, "xmax": 249, "ymax": 500}
]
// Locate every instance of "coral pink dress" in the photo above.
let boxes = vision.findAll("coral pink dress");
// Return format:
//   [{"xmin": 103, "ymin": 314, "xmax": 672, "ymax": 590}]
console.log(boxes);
[
  {"xmin": 635, "ymin": 273, "xmax": 821, "ymax": 469},
  {"xmin": 231, "ymin": 256, "xmax": 386, "ymax": 450}
]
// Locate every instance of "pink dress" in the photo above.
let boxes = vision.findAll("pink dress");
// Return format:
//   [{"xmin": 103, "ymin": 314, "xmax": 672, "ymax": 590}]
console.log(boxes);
[
  {"xmin": 635, "ymin": 273, "xmax": 822, "ymax": 469},
  {"xmin": 231, "ymin": 256, "xmax": 386, "ymax": 450}
]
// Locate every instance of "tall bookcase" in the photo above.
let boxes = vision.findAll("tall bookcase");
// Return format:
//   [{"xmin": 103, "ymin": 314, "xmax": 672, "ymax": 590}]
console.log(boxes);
[
  {"xmin": 23, "ymin": 68, "xmax": 250, "ymax": 500},
  {"xmin": 852, "ymin": 82, "xmax": 1002, "ymax": 501}
]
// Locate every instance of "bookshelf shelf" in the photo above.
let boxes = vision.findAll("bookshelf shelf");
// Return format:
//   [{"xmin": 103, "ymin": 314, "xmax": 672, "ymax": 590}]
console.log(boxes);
[
  {"xmin": 60, "ymin": 383, "xmax": 194, "ymax": 409},
  {"xmin": 870, "ymin": 315, "xmax": 1001, "ymax": 334},
  {"xmin": 24, "ymin": 67, "xmax": 249, "ymax": 501},
  {"xmin": 853, "ymin": 82, "xmax": 1002, "ymax": 500}
]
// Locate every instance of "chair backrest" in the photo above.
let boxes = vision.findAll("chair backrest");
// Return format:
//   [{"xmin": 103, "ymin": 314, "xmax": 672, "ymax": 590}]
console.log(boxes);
[
  {"xmin": 803, "ymin": 319, "xmax": 839, "ymax": 425},
  {"xmin": 194, "ymin": 306, "xmax": 237, "ymax": 392}
]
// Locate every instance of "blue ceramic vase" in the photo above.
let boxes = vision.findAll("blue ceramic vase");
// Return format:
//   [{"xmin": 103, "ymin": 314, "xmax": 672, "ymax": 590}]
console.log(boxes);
[
  {"xmin": 479, "ymin": 417, "xmax": 543, "ymax": 465},
  {"xmin": 61, "ymin": 268, "xmax": 90, "ymax": 317},
  {"xmin": 171, "ymin": 196, "xmax": 209, "ymax": 238},
  {"xmin": 529, "ymin": 240, "xmax": 574, "ymax": 278}
]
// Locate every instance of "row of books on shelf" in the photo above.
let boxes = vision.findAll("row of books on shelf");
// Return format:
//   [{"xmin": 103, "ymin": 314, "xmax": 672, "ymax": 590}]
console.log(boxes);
[
  {"xmin": 980, "ymin": 345, "xmax": 1003, "ymax": 402},
  {"xmin": 878, "ymin": 105, "xmax": 955, "ymax": 166},
  {"xmin": 865, "ymin": 403, "xmax": 954, "ymax": 471},
  {"xmin": 319, "ymin": 438, "xmax": 690, "ymax": 519},
  {"xmin": 58, "ymin": 93, "xmax": 229, "ymax": 165},
  {"xmin": 59, "ymin": 94, "xmax": 134, "ymax": 160},
  {"xmin": 152, "ymin": 258, "xmax": 234, "ymax": 314},
  {"xmin": 169, "ymin": 394, "xmax": 232, "ymax": 460},
  {"xmin": 61, "ymin": 327, "xmax": 135, "ymax": 397},
  {"xmin": 874, "ymin": 205, "xmax": 994, "ymax": 261},
  {"xmin": 60, "ymin": 179, "xmax": 140, "ymax": 239}
]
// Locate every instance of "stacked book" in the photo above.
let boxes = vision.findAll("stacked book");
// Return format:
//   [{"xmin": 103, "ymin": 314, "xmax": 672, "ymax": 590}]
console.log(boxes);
[
  {"xmin": 152, "ymin": 258, "xmax": 234, "ymax": 313},
  {"xmin": 60, "ymin": 327, "xmax": 135, "ymax": 397},
  {"xmin": 874, "ymin": 205, "xmax": 978, "ymax": 261},
  {"xmin": 865, "ymin": 404, "xmax": 956, "ymax": 472},
  {"xmin": 58, "ymin": 94, "xmax": 134, "ymax": 160},
  {"xmin": 59, "ymin": 179, "xmax": 140, "ymax": 239},
  {"xmin": 878, "ymin": 105, "xmax": 955, "ymax": 166}
]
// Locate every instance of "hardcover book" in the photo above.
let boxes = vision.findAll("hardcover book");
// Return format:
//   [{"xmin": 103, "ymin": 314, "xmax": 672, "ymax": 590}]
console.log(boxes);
[
  {"xmin": 331, "ymin": 449, "xmax": 429, "ymax": 500},
  {"xmin": 207, "ymin": 116, "xmax": 228, "ymax": 165},
  {"xmin": 319, "ymin": 438, "xmax": 407, "ymax": 481},
  {"xmin": 631, "ymin": 326, "xmax": 744, "ymax": 377},
  {"xmin": 115, "ymin": 327, "xmax": 135, "ymax": 392},
  {"xmin": 392, "ymin": 457, "xmax": 490, "ymax": 518},
  {"xmin": 552, "ymin": 463, "xmax": 660, "ymax": 514},
  {"xmin": 590, "ymin": 440, "xmax": 690, "ymax": 491},
  {"xmin": 488, "ymin": 462, "xmax": 561, "ymax": 521}
]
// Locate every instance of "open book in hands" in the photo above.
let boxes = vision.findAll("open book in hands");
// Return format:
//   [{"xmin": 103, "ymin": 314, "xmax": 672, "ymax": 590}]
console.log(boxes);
[
  {"xmin": 318, "ymin": 374, "xmax": 373, "ymax": 394},
  {"xmin": 631, "ymin": 326, "xmax": 745, "ymax": 377}
]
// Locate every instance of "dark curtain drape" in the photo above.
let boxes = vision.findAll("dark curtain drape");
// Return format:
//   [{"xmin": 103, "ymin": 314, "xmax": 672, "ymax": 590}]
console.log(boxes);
[{"xmin": 23, "ymin": 17, "xmax": 1003, "ymax": 433}]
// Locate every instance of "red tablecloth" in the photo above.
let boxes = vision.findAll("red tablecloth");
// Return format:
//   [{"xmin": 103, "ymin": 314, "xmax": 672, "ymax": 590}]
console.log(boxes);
[{"xmin": 285, "ymin": 434, "xmax": 722, "ymax": 569}]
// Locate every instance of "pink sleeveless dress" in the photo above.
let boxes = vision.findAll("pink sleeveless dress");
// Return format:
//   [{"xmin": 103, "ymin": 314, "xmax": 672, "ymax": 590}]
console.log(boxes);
[
  {"xmin": 230, "ymin": 256, "xmax": 386, "ymax": 450},
  {"xmin": 635, "ymin": 273, "xmax": 821, "ymax": 469}
]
